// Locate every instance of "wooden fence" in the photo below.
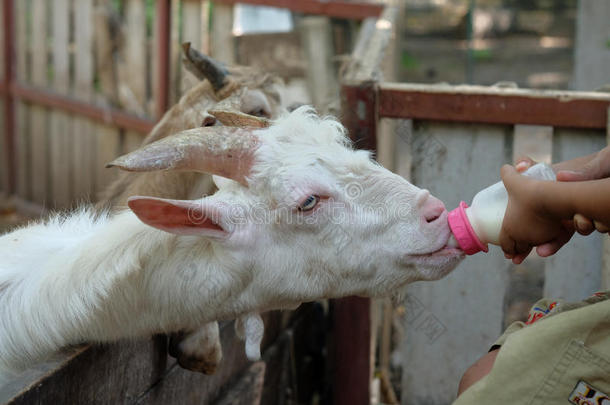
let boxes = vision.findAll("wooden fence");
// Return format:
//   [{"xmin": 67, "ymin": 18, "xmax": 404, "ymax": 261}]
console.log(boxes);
[
  {"xmin": 0, "ymin": 0, "xmax": 383, "ymax": 214},
  {"xmin": 340, "ymin": 7, "xmax": 610, "ymax": 403},
  {"xmin": 0, "ymin": 1, "xmax": 385, "ymax": 404}
]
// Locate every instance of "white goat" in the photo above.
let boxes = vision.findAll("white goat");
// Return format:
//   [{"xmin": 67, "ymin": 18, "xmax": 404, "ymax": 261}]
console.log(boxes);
[{"xmin": 0, "ymin": 107, "xmax": 462, "ymax": 383}]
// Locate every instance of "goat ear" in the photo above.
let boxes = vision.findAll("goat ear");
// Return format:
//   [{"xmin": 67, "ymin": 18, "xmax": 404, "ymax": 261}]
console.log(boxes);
[{"xmin": 128, "ymin": 196, "xmax": 228, "ymax": 238}]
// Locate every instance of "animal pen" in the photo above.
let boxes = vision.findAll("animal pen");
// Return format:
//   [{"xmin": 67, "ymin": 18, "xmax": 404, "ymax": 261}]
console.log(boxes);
[{"xmin": 1, "ymin": 1, "xmax": 610, "ymax": 405}]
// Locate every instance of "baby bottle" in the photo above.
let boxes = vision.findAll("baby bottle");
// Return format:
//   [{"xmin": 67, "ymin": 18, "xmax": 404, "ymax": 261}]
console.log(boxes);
[{"xmin": 447, "ymin": 163, "xmax": 556, "ymax": 255}]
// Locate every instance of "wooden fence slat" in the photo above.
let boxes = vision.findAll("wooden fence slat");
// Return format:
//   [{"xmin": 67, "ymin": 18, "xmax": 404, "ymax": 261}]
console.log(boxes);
[
  {"xmin": 15, "ymin": 0, "xmax": 30, "ymax": 203},
  {"xmin": 299, "ymin": 16, "xmax": 339, "ymax": 113},
  {"xmin": 30, "ymin": 0, "xmax": 49, "ymax": 205},
  {"xmin": 602, "ymin": 107, "xmax": 610, "ymax": 291},
  {"xmin": 545, "ymin": 128, "xmax": 606, "ymax": 301},
  {"xmin": 50, "ymin": 0, "xmax": 72, "ymax": 208},
  {"xmin": 169, "ymin": 0, "xmax": 182, "ymax": 104},
  {"xmin": 210, "ymin": 2, "xmax": 235, "ymax": 64},
  {"xmin": 95, "ymin": 123, "xmax": 121, "ymax": 196},
  {"xmin": 181, "ymin": 0, "xmax": 203, "ymax": 94},
  {"xmin": 512, "ymin": 125, "xmax": 553, "ymax": 164},
  {"xmin": 200, "ymin": 1, "xmax": 210, "ymax": 55},
  {"xmin": 94, "ymin": 1, "xmax": 119, "ymax": 105},
  {"xmin": 123, "ymin": 0, "xmax": 148, "ymax": 115},
  {"xmin": 401, "ymin": 121, "xmax": 513, "ymax": 404},
  {"xmin": 0, "ymin": 0, "xmax": 4, "ymax": 194},
  {"xmin": 120, "ymin": 0, "xmax": 150, "ymax": 168},
  {"xmin": 0, "ymin": 98, "xmax": 4, "ymax": 196},
  {"xmin": 150, "ymin": 0, "xmax": 159, "ymax": 116},
  {"xmin": 0, "ymin": 0, "xmax": 4, "ymax": 81},
  {"xmin": 123, "ymin": 131, "xmax": 144, "ymax": 155},
  {"xmin": 94, "ymin": 0, "xmax": 122, "ymax": 196},
  {"xmin": 72, "ymin": 0, "xmax": 95, "ymax": 201}
]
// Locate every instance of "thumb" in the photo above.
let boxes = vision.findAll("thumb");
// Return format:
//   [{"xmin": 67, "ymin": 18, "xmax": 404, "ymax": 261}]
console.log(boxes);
[{"xmin": 500, "ymin": 164, "xmax": 520, "ymax": 189}]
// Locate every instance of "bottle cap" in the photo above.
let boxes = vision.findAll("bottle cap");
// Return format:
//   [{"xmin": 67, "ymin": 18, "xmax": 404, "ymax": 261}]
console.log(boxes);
[{"xmin": 447, "ymin": 201, "xmax": 489, "ymax": 255}]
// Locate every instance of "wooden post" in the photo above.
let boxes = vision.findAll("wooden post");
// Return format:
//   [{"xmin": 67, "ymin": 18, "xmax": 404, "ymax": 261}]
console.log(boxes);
[
  {"xmin": 299, "ymin": 16, "xmax": 339, "ymax": 113},
  {"xmin": 14, "ymin": 0, "xmax": 28, "ymax": 201},
  {"xmin": 50, "ymin": 0, "xmax": 72, "ymax": 208},
  {"xmin": 2, "ymin": 0, "xmax": 15, "ymax": 194},
  {"xmin": 72, "ymin": 0, "xmax": 95, "ymax": 200},
  {"xmin": 210, "ymin": 2, "xmax": 235, "ymax": 64},
  {"xmin": 30, "ymin": 0, "xmax": 49, "ymax": 204},
  {"xmin": 333, "ymin": 7, "xmax": 399, "ymax": 404},
  {"xmin": 155, "ymin": 0, "xmax": 171, "ymax": 120},
  {"xmin": 602, "ymin": 107, "xmax": 610, "ymax": 290},
  {"xmin": 333, "ymin": 81, "xmax": 378, "ymax": 405},
  {"xmin": 94, "ymin": 0, "xmax": 122, "ymax": 195},
  {"xmin": 181, "ymin": 0, "xmax": 204, "ymax": 94},
  {"xmin": 120, "ymin": 0, "xmax": 149, "ymax": 156}
]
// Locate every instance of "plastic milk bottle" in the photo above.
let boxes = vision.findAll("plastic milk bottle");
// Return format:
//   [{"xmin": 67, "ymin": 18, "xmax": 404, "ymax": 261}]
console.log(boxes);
[{"xmin": 447, "ymin": 163, "xmax": 556, "ymax": 255}]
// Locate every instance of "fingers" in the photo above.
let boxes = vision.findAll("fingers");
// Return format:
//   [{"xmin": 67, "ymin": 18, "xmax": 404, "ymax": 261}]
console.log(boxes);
[
  {"xmin": 535, "ymin": 228, "xmax": 574, "ymax": 257},
  {"xmin": 500, "ymin": 224, "xmax": 516, "ymax": 257},
  {"xmin": 555, "ymin": 170, "xmax": 590, "ymax": 182},
  {"xmin": 573, "ymin": 213, "xmax": 594, "ymax": 235},
  {"xmin": 556, "ymin": 152, "xmax": 606, "ymax": 182},
  {"xmin": 511, "ymin": 248, "xmax": 532, "ymax": 265},
  {"xmin": 500, "ymin": 164, "xmax": 520, "ymax": 189},
  {"xmin": 594, "ymin": 220, "xmax": 610, "ymax": 233},
  {"xmin": 514, "ymin": 157, "xmax": 536, "ymax": 173},
  {"xmin": 500, "ymin": 229, "xmax": 531, "ymax": 261},
  {"xmin": 570, "ymin": 214, "xmax": 608, "ymax": 235}
]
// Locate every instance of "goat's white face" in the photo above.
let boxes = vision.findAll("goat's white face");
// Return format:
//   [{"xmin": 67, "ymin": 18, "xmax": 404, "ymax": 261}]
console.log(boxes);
[{"xmin": 115, "ymin": 107, "xmax": 463, "ymax": 303}]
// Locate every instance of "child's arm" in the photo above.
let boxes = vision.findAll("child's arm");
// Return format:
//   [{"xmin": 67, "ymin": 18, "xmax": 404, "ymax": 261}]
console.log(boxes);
[{"xmin": 499, "ymin": 164, "xmax": 610, "ymax": 261}]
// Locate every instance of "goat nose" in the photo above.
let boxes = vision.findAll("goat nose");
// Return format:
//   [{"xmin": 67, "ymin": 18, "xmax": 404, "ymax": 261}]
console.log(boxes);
[
  {"xmin": 415, "ymin": 189, "xmax": 430, "ymax": 208},
  {"xmin": 421, "ymin": 195, "xmax": 446, "ymax": 224},
  {"xmin": 201, "ymin": 115, "xmax": 217, "ymax": 127}
]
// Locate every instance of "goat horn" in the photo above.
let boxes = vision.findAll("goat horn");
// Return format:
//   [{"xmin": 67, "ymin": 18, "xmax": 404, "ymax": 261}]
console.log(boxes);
[
  {"xmin": 107, "ymin": 127, "xmax": 259, "ymax": 186},
  {"xmin": 182, "ymin": 42, "xmax": 229, "ymax": 92},
  {"xmin": 209, "ymin": 109, "xmax": 271, "ymax": 128}
]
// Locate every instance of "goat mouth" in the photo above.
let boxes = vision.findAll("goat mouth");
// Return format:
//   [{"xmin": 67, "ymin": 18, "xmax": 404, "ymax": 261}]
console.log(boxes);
[
  {"xmin": 412, "ymin": 246, "xmax": 463, "ymax": 258},
  {"xmin": 408, "ymin": 246, "xmax": 464, "ymax": 266}
]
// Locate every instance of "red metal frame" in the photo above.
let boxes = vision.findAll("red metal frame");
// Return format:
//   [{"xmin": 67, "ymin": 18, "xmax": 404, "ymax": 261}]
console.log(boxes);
[
  {"xmin": 379, "ymin": 84, "xmax": 610, "ymax": 130},
  {"xmin": 212, "ymin": 0, "xmax": 383, "ymax": 20},
  {"xmin": 11, "ymin": 83, "xmax": 155, "ymax": 134},
  {"xmin": 331, "ymin": 81, "xmax": 378, "ymax": 405}
]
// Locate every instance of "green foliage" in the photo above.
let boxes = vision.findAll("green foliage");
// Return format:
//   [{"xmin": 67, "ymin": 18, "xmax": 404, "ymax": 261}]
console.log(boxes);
[
  {"xmin": 472, "ymin": 48, "xmax": 493, "ymax": 61},
  {"xmin": 146, "ymin": 0, "xmax": 154, "ymax": 36},
  {"xmin": 401, "ymin": 51, "xmax": 420, "ymax": 70}
]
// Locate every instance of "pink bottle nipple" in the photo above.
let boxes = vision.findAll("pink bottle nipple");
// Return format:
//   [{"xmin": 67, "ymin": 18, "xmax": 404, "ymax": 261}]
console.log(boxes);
[{"xmin": 447, "ymin": 201, "xmax": 489, "ymax": 255}]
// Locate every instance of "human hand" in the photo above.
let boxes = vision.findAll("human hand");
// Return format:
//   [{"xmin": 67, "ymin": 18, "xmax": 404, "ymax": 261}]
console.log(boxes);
[
  {"xmin": 555, "ymin": 146, "xmax": 610, "ymax": 182},
  {"xmin": 507, "ymin": 158, "xmax": 576, "ymax": 261},
  {"xmin": 555, "ymin": 147, "xmax": 610, "ymax": 235},
  {"xmin": 499, "ymin": 165, "xmax": 572, "ymax": 264}
]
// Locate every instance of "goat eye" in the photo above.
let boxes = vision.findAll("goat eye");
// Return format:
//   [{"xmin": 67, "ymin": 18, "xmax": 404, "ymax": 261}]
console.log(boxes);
[
  {"xmin": 248, "ymin": 107, "xmax": 269, "ymax": 118},
  {"xmin": 298, "ymin": 195, "xmax": 319, "ymax": 212}
]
